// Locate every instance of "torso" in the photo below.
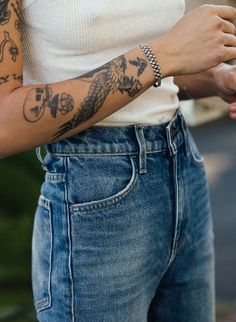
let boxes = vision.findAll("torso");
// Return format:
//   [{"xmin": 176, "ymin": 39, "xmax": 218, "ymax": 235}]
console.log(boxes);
[{"xmin": 22, "ymin": 0, "xmax": 185, "ymax": 126}]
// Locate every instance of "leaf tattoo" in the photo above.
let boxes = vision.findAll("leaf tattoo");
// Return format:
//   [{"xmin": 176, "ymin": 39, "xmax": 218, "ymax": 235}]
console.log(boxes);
[
  {"xmin": 53, "ymin": 55, "xmax": 144, "ymax": 139},
  {"xmin": 0, "ymin": 0, "xmax": 11, "ymax": 25},
  {"xmin": 0, "ymin": 31, "xmax": 19, "ymax": 62},
  {"xmin": 129, "ymin": 57, "xmax": 148, "ymax": 76},
  {"xmin": 0, "ymin": 74, "xmax": 9, "ymax": 84},
  {"xmin": 11, "ymin": 1, "xmax": 23, "ymax": 34},
  {"xmin": 12, "ymin": 73, "xmax": 23, "ymax": 81}
]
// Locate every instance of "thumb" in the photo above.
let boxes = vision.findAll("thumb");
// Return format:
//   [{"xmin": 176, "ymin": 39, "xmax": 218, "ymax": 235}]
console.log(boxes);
[{"xmin": 228, "ymin": 103, "xmax": 236, "ymax": 119}]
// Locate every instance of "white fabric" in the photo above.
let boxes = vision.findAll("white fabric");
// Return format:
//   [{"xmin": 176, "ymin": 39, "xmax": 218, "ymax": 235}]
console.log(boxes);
[{"xmin": 21, "ymin": 0, "xmax": 185, "ymax": 126}]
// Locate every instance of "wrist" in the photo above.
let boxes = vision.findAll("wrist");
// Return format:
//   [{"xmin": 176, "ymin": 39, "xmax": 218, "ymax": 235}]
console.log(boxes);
[
  {"xmin": 149, "ymin": 38, "xmax": 178, "ymax": 78},
  {"xmin": 211, "ymin": 63, "xmax": 233, "ymax": 96},
  {"xmin": 201, "ymin": 67, "xmax": 218, "ymax": 97},
  {"xmin": 140, "ymin": 44, "xmax": 162, "ymax": 87},
  {"xmin": 191, "ymin": 67, "xmax": 218, "ymax": 97},
  {"xmin": 206, "ymin": 64, "xmax": 224, "ymax": 96}
]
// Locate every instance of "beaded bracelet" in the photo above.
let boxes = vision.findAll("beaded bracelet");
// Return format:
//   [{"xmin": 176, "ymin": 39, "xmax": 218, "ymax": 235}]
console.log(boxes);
[{"xmin": 140, "ymin": 44, "xmax": 162, "ymax": 88}]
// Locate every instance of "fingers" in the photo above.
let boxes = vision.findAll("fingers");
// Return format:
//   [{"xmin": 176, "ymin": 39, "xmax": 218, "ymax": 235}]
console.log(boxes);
[
  {"xmin": 224, "ymin": 34, "xmax": 236, "ymax": 47},
  {"xmin": 222, "ymin": 19, "xmax": 236, "ymax": 34},
  {"xmin": 229, "ymin": 103, "xmax": 236, "ymax": 119},
  {"xmin": 224, "ymin": 47, "xmax": 236, "ymax": 61},
  {"xmin": 229, "ymin": 103, "xmax": 236, "ymax": 111},
  {"xmin": 213, "ymin": 5, "xmax": 236, "ymax": 22}
]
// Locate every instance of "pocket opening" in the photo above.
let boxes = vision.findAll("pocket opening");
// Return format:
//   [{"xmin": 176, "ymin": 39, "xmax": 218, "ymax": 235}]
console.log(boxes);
[
  {"xmin": 69, "ymin": 156, "xmax": 138, "ymax": 214},
  {"xmin": 187, "ymin": 131, "xmax": 204, "ymax": 166}
]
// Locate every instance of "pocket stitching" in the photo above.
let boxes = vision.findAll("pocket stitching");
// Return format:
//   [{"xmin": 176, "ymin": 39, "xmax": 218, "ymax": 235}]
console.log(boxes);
[
  {"xmin": 69, "ymin": 156, "xmax": 138, "ymax": 214},
  {"xmin": 188, "ymin": 144, "xmax": 204, "ymax": 166},
  {"xmin": 45, "ymin": 172, "xmax": 66, "ymax": 183},
  {"xmin": 187, "ymin": 131, "xmax": 204, "ymax": 167},
  {"xmin": 34, "ymin": 195, "xmax": 53, "ymax": 312}
]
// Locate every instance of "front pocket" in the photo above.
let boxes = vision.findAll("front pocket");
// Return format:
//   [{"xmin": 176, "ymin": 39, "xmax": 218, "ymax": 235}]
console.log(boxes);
[
  {"xmin": 187, "ymin": 131, "xmax": 204, "ymax": 166},
  {"xmin": 32, "ymin": 195, "xmax": 53, "ymax": 312},
  {"xmin": 67, "ymin": 155, "xmax": 138, "ymax": 213}
]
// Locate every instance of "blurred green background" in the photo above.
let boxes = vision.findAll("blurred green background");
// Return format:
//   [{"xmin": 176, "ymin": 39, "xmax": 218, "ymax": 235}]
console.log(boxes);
[
  {"xmin": 1, "ymin": 115, "xmax": 236, "ymax": 322},
  {"xmin": 0, "ymin": 150, "xmax": 43, "ymax": 321},
  {"xmin": 1, "ymin": 31, "xmax": 236, "ymax": 322}
]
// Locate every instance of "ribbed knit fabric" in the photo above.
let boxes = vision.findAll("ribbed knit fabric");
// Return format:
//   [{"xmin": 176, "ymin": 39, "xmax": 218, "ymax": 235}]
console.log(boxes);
[{"xmin": 21, "ymin": 0, "xmax": 185, "ymax": 126}]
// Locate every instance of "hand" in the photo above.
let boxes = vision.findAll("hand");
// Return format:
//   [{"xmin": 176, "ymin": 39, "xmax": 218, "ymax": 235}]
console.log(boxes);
[
  {"xmin": 229, "ymin": 102, "xmax": 236, "ymax": 119},
  {"xmin": 212, "ymin": 63, "xmax": 236, "ymax": 120},
  {"xmin": 151, "ymin": 5, "xmax": 236, "ymax": 77}
]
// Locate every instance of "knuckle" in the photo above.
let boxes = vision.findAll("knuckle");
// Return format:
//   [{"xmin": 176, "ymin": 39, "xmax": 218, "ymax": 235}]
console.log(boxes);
[
  {"xmin": 214, "ymin": 16, "xmax": 224, "ymax": 29},
  {"xmin": 200, "ymin": 4, "xmax": 212, "ymax": 12},
  {"xmin": 215, "ymin": 33, "xmax": 225, "ymax": 46},
  {"xmin": 222, "ymin": 21, "xmax": 236, "ymax": 34},
  {"xmin": 224, "ymin": 47, "xmax": 236, "ymax": 61},
  {"xmin": 230, "ymin": 22, "xmax": 236, "ymax": 33},
  {"xmin": 230, "ymin": 35, "xmax": 236, "ymax": 47},
  {"xmin": 198, "ymin": 4, "xmax": 212, "ymax": 15},
  {"xmin": 228, "ymin": 70, "xmax": 236, "ymax": 83}
]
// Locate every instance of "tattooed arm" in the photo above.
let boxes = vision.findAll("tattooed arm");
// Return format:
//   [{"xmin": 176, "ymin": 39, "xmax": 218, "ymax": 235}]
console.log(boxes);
[
  {"xmin": 0, "ymin": 2, "xmax": 160, "ymax": 157},
  {"xmin": 0, "ymin": 0, "xmax": 22, "ymax": 90},
  {"xmin": 0, "ymin": 51, "xmax": 157, "ymax": 158},
  {"xmin": 1, "ymin": 3, "xmax": 236, "ymax": 158}
]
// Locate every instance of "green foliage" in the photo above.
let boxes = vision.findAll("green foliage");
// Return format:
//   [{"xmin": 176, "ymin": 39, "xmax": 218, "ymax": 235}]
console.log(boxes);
[
  {"xmin": 0, "ymin": 150, "xmax": 44, "ymax": 290},
  {"xmin": 0, "ymin": 151, "xmax": 43, "ymax": 216},
  {"xmin": 0, "ymin": 212, "xmax": 33, "ymax": 285}
]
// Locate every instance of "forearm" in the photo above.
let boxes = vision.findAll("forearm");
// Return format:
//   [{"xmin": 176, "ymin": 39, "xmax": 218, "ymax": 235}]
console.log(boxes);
[
  {"xmin": 174, "ymin": 69, "xmax": 217, "ymax": 100},
  {"xmin": 2, "ymin": 2, "xmax": 236, "ymax": 158},
  {"xmin": 0, "ymin": 47, "xmax": 156, "ymax": 158},
  {"xmin": 0, "ymin": 1, "xmax": 159, "ymax": 158}
]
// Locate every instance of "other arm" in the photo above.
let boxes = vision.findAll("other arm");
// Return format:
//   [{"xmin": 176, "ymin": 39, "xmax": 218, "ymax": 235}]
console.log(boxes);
[
  {"xmin": 174, "ymin": 70, "xmax": 217, "ymax": 100},
  {"xmin": 175, "ymin": 64, "xmax": 236, "ymax": 121}
]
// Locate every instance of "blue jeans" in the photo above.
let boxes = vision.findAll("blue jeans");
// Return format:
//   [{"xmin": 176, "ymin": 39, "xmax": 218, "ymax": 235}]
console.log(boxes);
[{"xmin": 33, "ymin": 109, "xmax": 215, "ymax": 322}]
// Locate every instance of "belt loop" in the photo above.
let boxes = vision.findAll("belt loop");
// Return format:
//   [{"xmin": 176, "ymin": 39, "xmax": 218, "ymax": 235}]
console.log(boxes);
[
  {"xmin": 166, "ymin": 124, "xmax": 177, "ymax": 157},
  {"xmin": 35, "ymin": 146, "xmax": 47, "ymax": 171},
  {"xmin": 134, "ymin": 125, "xmax": 147, "ymax": 174},
  {"xmin": 178, "ymin": 109, "xmax": 189, "ymax": 156}
]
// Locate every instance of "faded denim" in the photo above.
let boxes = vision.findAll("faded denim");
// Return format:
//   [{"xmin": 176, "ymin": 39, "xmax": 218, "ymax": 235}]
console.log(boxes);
[{"xmin": 32, "ymin": 109, "xmax": 215, "ymax": 322}]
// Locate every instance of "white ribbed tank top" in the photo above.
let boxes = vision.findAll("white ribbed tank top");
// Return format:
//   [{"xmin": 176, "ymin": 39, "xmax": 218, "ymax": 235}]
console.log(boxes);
[{"xmin": 21, "ymin": 0, "xmax": 185, "ymax": 126}]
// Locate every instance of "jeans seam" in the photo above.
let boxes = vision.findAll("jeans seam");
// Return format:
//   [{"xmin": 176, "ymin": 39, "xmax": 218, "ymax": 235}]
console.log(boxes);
[
  {"xmin": 188, "ymin": 145, "xmax": 205, "ymax": 166},
  {"xmin": 46, "ymin": 149, "xmax": 166, "ymax": 157},
  {"xmin": 45, "ymin": 172, "xmax": 66, "ymax": 183},
  {"xmin": 64, "ymin": 157, "xmax": 75, "ymax": 322},
  {"xmin": 34, "ymin": 195, "xmax": 53, "ymax": 313},
  {"xmin": 163, "ymin": 154, "xmax": 180, "ymax": 273}
]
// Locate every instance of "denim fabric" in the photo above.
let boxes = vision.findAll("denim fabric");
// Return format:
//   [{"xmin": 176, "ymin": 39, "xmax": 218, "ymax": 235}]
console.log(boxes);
[{"xmin": 32, "ymin": 110, "xmax": 215, "ymax": 322}]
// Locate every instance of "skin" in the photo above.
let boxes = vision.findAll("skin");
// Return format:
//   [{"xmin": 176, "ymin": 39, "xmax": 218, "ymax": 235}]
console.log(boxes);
[
  {"xmin": 175, "ymin": 63, "xmax": 236, "ymax": 103},
  {"xmin": 1, "ymin": 2, "xmax": 236, "ymax": 158}
]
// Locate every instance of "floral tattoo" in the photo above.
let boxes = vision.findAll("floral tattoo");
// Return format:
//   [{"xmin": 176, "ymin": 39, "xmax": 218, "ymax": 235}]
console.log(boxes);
[{"xmin": 23, "ymin": 85, "xmax": 75, "ymax": 122}]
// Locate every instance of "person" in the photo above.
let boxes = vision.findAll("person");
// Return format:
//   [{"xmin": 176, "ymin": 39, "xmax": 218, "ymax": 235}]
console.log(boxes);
[{"xmin": 1, "ymin": 0, "xmax": 236, "ymax": 321}]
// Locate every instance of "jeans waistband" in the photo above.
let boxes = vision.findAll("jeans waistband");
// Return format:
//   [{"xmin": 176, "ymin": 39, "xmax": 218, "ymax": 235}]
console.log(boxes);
[{"xmin": 45, "ymin": 109, "xmax": 187, "ymax": 157}]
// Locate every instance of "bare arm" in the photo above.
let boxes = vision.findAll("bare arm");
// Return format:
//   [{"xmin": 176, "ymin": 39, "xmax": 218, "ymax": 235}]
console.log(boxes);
[
  {"xmin": 174, "ymin": 70, "xmax": 217, "ymax": 100},
  {"xmin": 175, "ymin": 63, "xmax": 236, "ymax": 111},
  {"xmin": 1, "ymin": 3, "xmax": 236, "ymax": 159},
  {"xmin": 0, "ymin": 1, "xmax": 159, "ymax": 158},
  {"xmin": 1, "ymin": 48, "xmax": 156, "ymax": 157}
]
